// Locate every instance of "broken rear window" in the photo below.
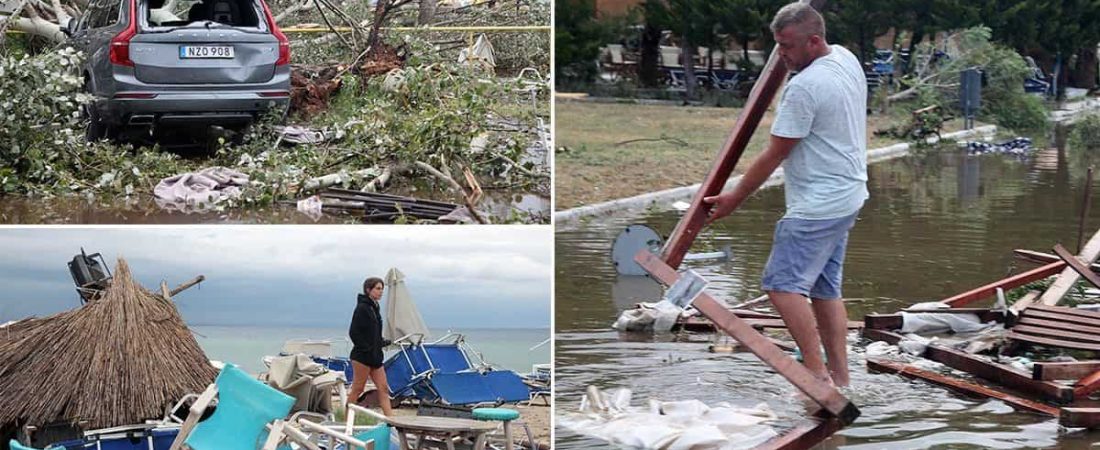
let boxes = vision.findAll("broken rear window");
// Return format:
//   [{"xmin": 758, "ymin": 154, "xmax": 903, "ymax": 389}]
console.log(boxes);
[{"xmin": 147, "ymin": 0, "xmax": 261, "ymax": 28}]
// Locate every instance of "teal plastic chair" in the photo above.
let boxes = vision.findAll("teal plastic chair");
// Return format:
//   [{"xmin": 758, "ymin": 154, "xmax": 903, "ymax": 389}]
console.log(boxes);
[
  {"xmin": 9, "ymin": 440, "xmax": 44, "ymax": 450},
  {"xmin": 171, "ymin": 363, "xmax": 296, "ymax": 450},
  {"xmin": 351, "ymin": 424, "xmax": 390, "ymax": 450}
]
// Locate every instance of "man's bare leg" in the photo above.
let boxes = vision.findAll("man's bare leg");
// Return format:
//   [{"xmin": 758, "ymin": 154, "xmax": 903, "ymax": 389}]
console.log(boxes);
[
  {"xmin": 768, "ymin": 290, "xmax": 830, "ymax": 382},
  {"xmin": 812, "ymin": 298, "xmax": 850, "ymax": 387}
]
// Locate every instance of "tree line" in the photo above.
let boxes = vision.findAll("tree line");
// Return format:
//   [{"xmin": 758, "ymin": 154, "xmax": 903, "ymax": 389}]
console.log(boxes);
[{"xmin": 556, "ymin": 0, "xmax": 1100, "ymax": 98}]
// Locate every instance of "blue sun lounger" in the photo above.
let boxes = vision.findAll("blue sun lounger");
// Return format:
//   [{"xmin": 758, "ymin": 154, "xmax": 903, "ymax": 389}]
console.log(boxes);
[{"xmin": 383, "ymin": 334, "xmax": 531, "ymax": 406}]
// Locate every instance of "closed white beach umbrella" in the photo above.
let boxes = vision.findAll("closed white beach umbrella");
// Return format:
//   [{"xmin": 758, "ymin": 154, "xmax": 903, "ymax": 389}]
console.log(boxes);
[{"xmin": 382, "ymin": 268, "xmax": 430, "ymax": 341}]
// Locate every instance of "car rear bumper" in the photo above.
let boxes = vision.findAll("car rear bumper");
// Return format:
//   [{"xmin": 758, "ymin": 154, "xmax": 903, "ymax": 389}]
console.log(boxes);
[
  {"xmin": 97, "ymin": 67, "xmax": 291, "ymax": 126},
  {"xmin": 102, "ymin": 92, "xmax": 288, "ymax": 125}
]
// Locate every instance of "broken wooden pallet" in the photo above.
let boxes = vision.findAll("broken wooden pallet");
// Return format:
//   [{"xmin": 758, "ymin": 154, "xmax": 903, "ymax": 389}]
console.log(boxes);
[
  {"xmin": 1009, "ymin": 305, "xmax": 1100, "ymax": 352},
  {"xmin": 867, "ymin": 358, "xmax": 1060, "ymax": 416},
  {"xmin": 862, "ymin": 328, "xmax": 1074, "ymax": 403}
]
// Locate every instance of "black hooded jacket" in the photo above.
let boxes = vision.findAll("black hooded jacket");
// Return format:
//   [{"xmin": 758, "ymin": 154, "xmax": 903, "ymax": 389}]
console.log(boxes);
[{"xmin": 349, "ymin": 294, "xmax": 385, "ymax": 366}]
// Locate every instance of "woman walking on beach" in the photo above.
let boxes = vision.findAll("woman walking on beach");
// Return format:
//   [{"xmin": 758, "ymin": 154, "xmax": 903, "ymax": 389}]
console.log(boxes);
[{"xmin": 349, "ymin": 277, "xmax": 393, "ymax": 416}]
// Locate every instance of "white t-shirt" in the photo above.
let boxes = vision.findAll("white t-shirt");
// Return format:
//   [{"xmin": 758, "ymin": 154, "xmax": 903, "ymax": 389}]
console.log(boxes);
[{"xmin": 770, "ymin": 44, "xmax": 869, "ymax": 220}]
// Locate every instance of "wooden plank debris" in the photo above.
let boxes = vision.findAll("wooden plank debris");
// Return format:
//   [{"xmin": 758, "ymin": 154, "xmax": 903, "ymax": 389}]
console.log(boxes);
[
  {"xmin": 1007, "ymin": 332, "xmax": 1100, "ymax": 352},
  {"xmin": 1060, "ymin": 407, "xmax": 1100, "ymax": 428},
  {"xmin": 753, "ymin": 409, "xmax": 842, "ymax": 450},
  {"xmin": 1013, "ymin": 249, "xmax": 1100, "ymax": 272},
  {"xmin": 1037, "ymin": 229, "xmax": 1100, "ymax": 307},
  {"xmin": 861, "ymin": 328, "xmax": 1074, "ymax": 403},
  {"xmin": 1033, "ymin": 361, "xmax": 1100, "ymax": 381},
  {"xmin": 635, "ymin": 250, "xmax": 860, "ymax": 424},
  {"xmin": 867, "ymin": 358, "xmax": 1060, "ymax": 417},
  {"xmin": 943, "ymin": 263, "xmax": 1064, "ymax": 307},
  {"xmin": 1073, "ymin": 370, "xmax": 1100, "ymax": 398},
  {"xmin": 657, "ymin": 0, "xmax": 825, "ymax": 267},
  {"xmin": 1053, "ymin": 243, "xmax": 1100, "ymax": 289}
]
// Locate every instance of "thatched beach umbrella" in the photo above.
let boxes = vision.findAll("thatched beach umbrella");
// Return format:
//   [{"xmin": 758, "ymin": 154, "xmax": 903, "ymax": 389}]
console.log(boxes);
[{"xmin": 0, "ymin": 258, "xmax": 218, "ymax": 434}]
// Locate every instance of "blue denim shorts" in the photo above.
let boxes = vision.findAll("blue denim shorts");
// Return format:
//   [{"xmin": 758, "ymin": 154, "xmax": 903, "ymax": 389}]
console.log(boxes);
[{"xmin": 761, "ymin": 212, "xmax": 859, "ymax": 300}]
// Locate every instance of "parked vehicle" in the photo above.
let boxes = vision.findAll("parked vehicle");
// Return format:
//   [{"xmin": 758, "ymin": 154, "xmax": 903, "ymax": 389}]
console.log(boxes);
[{"xmin": 63, "ymin": 0, "xmax": 291, "ymax": 142}]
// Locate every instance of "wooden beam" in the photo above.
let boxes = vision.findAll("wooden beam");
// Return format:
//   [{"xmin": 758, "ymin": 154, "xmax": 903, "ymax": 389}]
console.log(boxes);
[
  {"xmin": 753, "ymin": 409, "xmax": 842, "ymax": 450},
  {"xmin": 1034, "ymin": 361, "xmax": 1100, "ymax": 381},
  {"xmin": 1018, "ymin": 316, "xmax": 1100, "ymax": 335},
  {"xmin": 867, "ymin": 358, "xmax": 1060, "ymax": 417},
  {"xmin": 1012, "ymin": 325, "xmax": 1100, "ymax": 345},
  {"xmin": 636, "ymin": 250, "xmax": 859, "ymax": 423},
  {"xmin": 1020, "ymin": 309, "xmax": 1100, "ymax": 328},
  {"xmin": 658, "ymin": 0, "xmax": 827, "ymax": 268},
  {"xmin": 1074, "ymin": 370, "xmax": 1100, "ymax": 397},
  {"xmin": 860, "ymin": 328, "xmax": 1074, "ymax": 402},
  {"xmin": 1029, "ymin": 304, "xmax": 1100, "ymax": 321},
  {"xmin": 923, "ymin": 344, "xmax": 1074, "ymax": 403},
  {"xmin": 1060, "ymin": 408, "xmax": 1100, "ymax": 428},
  {"xmin": 1054, "ymin": 244, "xmax": 1100, "ymax": 289},
  {"xmin": 943, "ymin": 263, "xmax": 1064, "ymax": 307},
  {"xmin": 1013, "ymin": 249, "xmax": 1100, "ymax": 271},
  {"xmin": 861, "ymin": 327, "xmax": 903, "ymax": 345},
  {"xmin": 1038, "ymin": 229, "xmax": 1100, "ymax": 307},
  {"xmin": 170, "ymin": 275, "xmax": 206, "ymax": 297},
  {"xmin": 864, "ymin": 314, "xmax": 902, "ymax": 330},
  {"xmin": 1008, "ymin": 332, "xmax": 1100, "ymax": 352}
]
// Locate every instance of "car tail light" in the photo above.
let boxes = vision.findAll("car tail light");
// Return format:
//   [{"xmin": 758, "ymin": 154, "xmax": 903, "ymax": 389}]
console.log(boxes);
[
  {"xmin": 258, "ymin": 91, "xmax": 289, "ymax": 97},
  {"xmin": 259, "ymin": 0, "xmax": 290, "ymax": 66},
  {"xmin": 109, "ymin": 0, "xmax": 137, "ymax": 66}
]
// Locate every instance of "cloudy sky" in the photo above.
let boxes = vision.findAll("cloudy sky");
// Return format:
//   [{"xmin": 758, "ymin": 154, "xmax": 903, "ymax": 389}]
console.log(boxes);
[{"xmin": 0, "ymin": 227, "xmax": 552, "ymax": 329}]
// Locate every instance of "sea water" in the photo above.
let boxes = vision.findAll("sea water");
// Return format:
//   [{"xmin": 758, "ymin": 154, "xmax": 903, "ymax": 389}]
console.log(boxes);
[{"xmin": 192, "ymin": 325, "xmax": 550, "ymax": 375}]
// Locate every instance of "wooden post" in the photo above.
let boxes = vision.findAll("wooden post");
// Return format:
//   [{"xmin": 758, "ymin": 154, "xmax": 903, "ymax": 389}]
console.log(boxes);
[
  {"xmin": 753, "ymin": 409, "xmax": 842, "ymax": 450},
  {"xmin": 1034, "ymin": 361, "xmax": 1100, "ymax": 381},
  {"xmin": 867, "ymin": 358, "xmax": 1060, "ymax": 417},
  {"xmin": 1078, "ymin": 167, "xmax": 1094, "ymax": 254},
  {"xmin": 1074, "ymin": 370, "xmax": 1100, "ymax": 398},
  {"xmin": 169, "ymin": 275, "xmax": 206, "ymax": 297},
  {"xmin": 635, "ymin": 250, "xmax": 859, "ymax": 423},
  {"xmin": 942, "ymin": 262, "xmax": 1064, "ymax": 307},
  {"xmin": 1053, "ymin": 244, "xmax": 1100, "ymax": 288},
  {"xmin": 1038, "ymin": 228, "xmax": 1100, "ymax": 307},
  {"xmin": 659, "ymin": 0, "xmax": 827, "ymax": 267}
]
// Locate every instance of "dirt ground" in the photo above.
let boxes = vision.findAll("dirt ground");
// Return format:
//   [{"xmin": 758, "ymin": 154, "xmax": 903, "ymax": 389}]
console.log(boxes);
[{"xmin": 554, "ymin": 96, "xmax": 978, "ymax": 210}]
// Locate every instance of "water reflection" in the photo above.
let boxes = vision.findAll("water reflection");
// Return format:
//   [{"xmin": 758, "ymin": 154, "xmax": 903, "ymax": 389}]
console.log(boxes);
[{"xmin": 556, "ymin": 127, "xmax": 1100, "ymax": 448}]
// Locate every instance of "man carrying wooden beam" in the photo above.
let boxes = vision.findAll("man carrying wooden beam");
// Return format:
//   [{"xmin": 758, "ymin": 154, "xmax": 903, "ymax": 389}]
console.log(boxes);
[{"xmin": 703, "ymin": 3, "xmax": 867, "ymax": 387}]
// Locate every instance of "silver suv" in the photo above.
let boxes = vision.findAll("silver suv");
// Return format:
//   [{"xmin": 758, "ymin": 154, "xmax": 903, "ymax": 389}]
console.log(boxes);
[{"xmin": 65, "ymin": 0, "xmax": 291, "ymax": 141}]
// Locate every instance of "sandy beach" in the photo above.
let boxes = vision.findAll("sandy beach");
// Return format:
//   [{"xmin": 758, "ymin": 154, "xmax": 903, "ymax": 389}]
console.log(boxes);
[{"xmin": 390, "ymin": 403, "xmax": 552, "ymax": 447}]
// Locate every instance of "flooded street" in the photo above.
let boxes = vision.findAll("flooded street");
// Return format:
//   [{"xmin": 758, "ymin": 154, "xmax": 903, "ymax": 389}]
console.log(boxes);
[{"xmin": 555, "ymin": 130, "xmax": 1100, "ymax": 448}]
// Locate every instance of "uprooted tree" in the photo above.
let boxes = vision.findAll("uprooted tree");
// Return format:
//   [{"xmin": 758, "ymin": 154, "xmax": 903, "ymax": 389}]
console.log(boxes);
[{"xmin": 888, "ymin": 26, "xmax": 1049, "ymax": 133}]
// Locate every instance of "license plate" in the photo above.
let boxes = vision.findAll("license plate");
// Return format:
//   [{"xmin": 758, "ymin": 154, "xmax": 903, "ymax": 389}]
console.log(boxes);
[{"xmin": 179, "ymin": 45, "xmax": 234, "ymax": 59}]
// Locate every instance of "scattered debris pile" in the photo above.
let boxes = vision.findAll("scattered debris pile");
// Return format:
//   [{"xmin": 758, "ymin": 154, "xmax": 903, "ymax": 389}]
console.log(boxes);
[
  {"xmin": 863, "ymin": 227, "xmax": 1100, "ymax": 429},
  {"xmin": 962, "ymin": 137, "xmax": 1033, "ymax": 156}
]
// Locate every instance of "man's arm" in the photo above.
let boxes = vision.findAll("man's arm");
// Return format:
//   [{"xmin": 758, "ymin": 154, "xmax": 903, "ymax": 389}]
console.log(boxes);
[{"xmin": 703, "ymin": 134, "xmax": 801, "ymax": 224}]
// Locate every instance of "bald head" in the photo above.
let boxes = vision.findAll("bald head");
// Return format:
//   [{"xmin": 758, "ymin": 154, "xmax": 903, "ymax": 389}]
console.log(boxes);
[{"xmin": 770, "ymin": 3, "xmax": 826, "ymax": 40}]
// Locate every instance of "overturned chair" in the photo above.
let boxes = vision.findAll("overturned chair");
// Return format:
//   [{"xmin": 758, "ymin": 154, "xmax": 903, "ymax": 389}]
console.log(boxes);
[
  {"xmin": 385, "ymin": 334, "xmax": 531, "ymax": 406},
  {"xmin": 168, "ymin": 363, "xmax": 374, "ymax": 450},
  {"xmin": 261, "ymin": 354, "xmax": 348, "ymax": 417}
]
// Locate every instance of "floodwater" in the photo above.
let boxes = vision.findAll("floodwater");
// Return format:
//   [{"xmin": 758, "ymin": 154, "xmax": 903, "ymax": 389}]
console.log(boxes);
[{"xmin": 555, "ymin": 127, "xmax": 1100, "ymax": 449}]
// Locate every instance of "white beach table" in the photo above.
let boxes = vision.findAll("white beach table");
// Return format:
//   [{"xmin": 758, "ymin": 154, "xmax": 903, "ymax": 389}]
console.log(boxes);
[{"xmin": 383, "ymin": 415, "xmax": 498, "ymax": 450}]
